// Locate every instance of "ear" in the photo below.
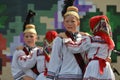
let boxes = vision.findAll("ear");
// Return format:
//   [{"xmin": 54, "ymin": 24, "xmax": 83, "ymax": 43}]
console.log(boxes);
[
  {"xmin": 35, "ymin": 35, "xmax": 38, "ymax": 41},
  {"xmin": 77, "ymin": 20, "xmax": 80, "ymax": 26},
  {"xmin": 63, "ymin": 21, "xmax": 66, "ymax": 28},
  {"xmin": 37, "ymin": 36, "xmax": 39, "ymax": 40}
]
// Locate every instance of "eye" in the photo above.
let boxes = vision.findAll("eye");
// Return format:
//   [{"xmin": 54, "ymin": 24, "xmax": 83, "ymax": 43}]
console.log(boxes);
[
  {"xmin": 72, "ymin": 21, "xmax": 75, "ymax": 23},
  {"xmin": 30, "ymin": 35, "xmax": 34, "ymax": 38},
  {"xmin": 25, "ymin": 35, "xmax": 29, "ymax": 38},
  {"xmin": 65, "ymin": 20, "xmax": 69, "ymax": 23}
]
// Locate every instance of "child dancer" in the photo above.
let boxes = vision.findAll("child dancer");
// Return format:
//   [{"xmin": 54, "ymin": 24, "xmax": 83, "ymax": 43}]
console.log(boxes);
[
  {"xmin": 36, "ymin": 30, "xmax": 58, "ymax": 80},
  {"xmin": 46, "ymin": 6, "xmax": 88, "ymax": 80},
  {"xmin": 11, "ymin": 24, "xmax": 43, "ymax": 80},
  {"xmin": 63, "ymin": 15, "xmax": 115, "ymax": 80}
]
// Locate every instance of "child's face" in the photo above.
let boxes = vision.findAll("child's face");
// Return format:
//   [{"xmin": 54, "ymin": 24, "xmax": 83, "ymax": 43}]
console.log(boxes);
[
  {"xmin": 63, "ymin": 15, "xmax": 80, "ymax": 33},
  {"xmin": 23, "ymin": 32, "xmax": 37, "ymax": 47}
]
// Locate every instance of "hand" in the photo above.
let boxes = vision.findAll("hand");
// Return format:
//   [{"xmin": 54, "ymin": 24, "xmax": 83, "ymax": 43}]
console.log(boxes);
[
  {"xmin": 105, "ymin": 57, "xmax": 111, "ymax": 63},
  {"xmin": 23, "ymin": 76, "xmax": 34, "ymax": 80},
  {"xmin": 63, "ymin": 38, "xmax": 73, "ymax": 44},
  {"xmin": 16, "ymin": 46, "xmax": 24, "ymax": 50}
]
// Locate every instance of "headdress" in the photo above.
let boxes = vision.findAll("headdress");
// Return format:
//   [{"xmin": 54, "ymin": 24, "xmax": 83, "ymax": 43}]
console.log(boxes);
[
  {"xmin": 43, "ymin": 30, "xmax": 58, "ymax": 54},
  {"xmin": 23, "ymin": 24, "xmax": 37, "ymax": 34},
  {"xmin": 89, "ymin": 15, "xmax": 114, "ymax": 50},
  {"xmin": 62, "ymin": 0, "xmax": 75, "ymax": 16},
  {"xmin": 45, "ymin": 30, "xmax": 58, "ymax": 43}
]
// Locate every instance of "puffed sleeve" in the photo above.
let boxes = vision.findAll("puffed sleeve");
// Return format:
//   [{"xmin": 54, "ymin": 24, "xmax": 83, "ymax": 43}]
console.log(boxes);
[
  {"xmin": 47, "ymin": 37, "xmax": 63, "ymax": 79},
  {"xmin": 65, "ymin": 36, "xmax": 91, "ymax": 53},
  {"xmin": 17, "ymin": 49, "xmax": 37, "ymax": 69}
]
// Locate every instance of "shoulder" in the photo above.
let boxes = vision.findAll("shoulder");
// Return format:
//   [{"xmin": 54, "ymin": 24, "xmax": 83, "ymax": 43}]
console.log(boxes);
[
  {"xmin": 36, "ymin": 46, "xmax": 44, "ymax": 56},
  {"xmin": 90, "ymin": 36, "xmax": 106, "ymax": 43},
  {"xmin": 79, "ymin": 32, "xmax": 90, "ymax": 36},
  {"xmin": 13, "ymin": 46, "xmax": 24, "ymax": 56},
  {"xmin": 37, "ymin": 46, "xmax": 43, "ymax": 50},
  {"xmin": 34, "ymin": 46, "xmax": 43, "ymax": 53},
  {"xmin": 16, "ymin": 46, "xmax": 24, "ymax": 50},
  {"xmin": 58, "ymin": 32, "xmax": 68, "ymax": 38}
]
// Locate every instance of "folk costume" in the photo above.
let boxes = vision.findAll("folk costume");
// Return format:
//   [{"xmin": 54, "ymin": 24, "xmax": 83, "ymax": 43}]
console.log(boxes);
[
  {"xmin": 64, "ymin": 15, "xmax": 115, "ymax": 80},
  {"xmin": 46, "ymin": 5, "xmax": 90, "ymax": 80},
  {"xmin": 11, "ymin": 45, "xmax": 43, "ymax": 80},
  {"xmin": 36, "ymin": 30, "xmax": 58, "ymax": 80},
  {"xmin": 46, "ymin": 30, "xmax": 90, "ymax": 80},
  {"xmin": 11, "ymin": 24, "xmax": 45, "ymax": 80}
]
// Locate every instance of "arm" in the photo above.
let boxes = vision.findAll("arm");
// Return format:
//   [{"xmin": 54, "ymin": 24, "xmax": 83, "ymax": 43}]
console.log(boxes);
[
  {"xmin": 17, "ymin": 50, "xmax": 37, "ymax": 69},
  {"xmin": 47, "ymin": 37, "xmax": 63, "ymax": 79},
  {"xmin": 36, "ymin": 48, "xmax": 46, "ymax": 73},
  {"xmin": 11, "ymin": 50, "xmax": 26, "ymax": 80},
  {"xmin": 63, "ymin": 36, "xmax": 91, "ymax": 53},
  {"xmin": 22, "ymin": 76, "xmax": 34, "ymax": 80}
]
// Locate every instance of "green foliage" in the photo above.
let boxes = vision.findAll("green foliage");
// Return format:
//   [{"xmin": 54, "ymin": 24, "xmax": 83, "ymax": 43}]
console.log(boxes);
[{"xmin": 80, "ymin": 8, "xmax": 102, "ymax": 34}]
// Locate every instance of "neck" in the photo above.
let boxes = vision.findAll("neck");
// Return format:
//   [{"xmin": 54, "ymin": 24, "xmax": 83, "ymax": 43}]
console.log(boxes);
[
  {"xmin": 65, "ymin": 31, "xmax": 78, "ymax": 41},
  {"xmin": 24, "ymin": 44, "xmax": 36, "ymax": 48}
]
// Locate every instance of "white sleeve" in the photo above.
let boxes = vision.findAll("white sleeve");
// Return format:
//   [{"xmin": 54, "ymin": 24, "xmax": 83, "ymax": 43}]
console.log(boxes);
[
  {"xmin": 47, "ymin": 37, "xmax": 63, "ymax": 79},
  {"xmin": 46, "ymin": 78, "xmax": 53, "ymax": 80},
  {"xmin": 17, "ymin": 50, "xmax": 37, "ymax": 69},
  {"xmin": 67, "ymin": 36, "xmax": 91, "ymax": 53},
  {"xmin": 37, "ymin": 53, "xmax": 45, "ymax": 73},
  {"xmin": 11, "ymin": 50, "xmax": 26, "ymax": 79}
]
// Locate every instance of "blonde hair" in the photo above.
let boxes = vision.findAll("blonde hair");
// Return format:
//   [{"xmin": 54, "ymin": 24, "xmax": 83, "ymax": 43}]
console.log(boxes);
[
  {"xmin": 23, "ymin": 24, "xmax": 37, "ymax": 34},
  {"xmin": 64, "ymin": 6, "xmax": 80, "ymax": 19}
]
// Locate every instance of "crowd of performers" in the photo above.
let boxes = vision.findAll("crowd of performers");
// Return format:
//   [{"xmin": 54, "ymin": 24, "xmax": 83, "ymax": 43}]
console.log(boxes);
[{"xmin": 11, "ymin": 0, "xmax": 116, "ymax": 80}]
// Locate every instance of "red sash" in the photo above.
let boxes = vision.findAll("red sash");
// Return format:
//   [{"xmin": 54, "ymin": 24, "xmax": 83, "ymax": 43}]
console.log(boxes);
[{"xmin": 89, "ymin": 57, "xmax": 106, "ymax": 75}]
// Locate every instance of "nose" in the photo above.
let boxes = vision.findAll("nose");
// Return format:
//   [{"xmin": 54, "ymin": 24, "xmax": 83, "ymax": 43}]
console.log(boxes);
[
  {"xmin": 68, "ymin": 22, "xmax": 72, "ymax": 26},
  {"xmin": 27, "ymin": 36, "xmax": 32, "ymax": 39}
]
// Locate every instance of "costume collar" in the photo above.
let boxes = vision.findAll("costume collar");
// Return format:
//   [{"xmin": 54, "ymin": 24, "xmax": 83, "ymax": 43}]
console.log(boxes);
[{"xmin": 65, "ymin": 31, "xmax": 79, "ymax": 41}]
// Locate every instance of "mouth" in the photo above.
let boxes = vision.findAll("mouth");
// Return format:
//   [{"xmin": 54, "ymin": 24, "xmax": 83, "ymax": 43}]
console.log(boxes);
[{"xmin": 67, "ymin": 27, "xmax": 73, "ymax": 29}]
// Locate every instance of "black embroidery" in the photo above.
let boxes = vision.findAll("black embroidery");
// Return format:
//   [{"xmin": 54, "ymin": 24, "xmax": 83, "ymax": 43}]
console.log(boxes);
[{"xmin": 91, "ymin": 37, "xmax": 106, "ymax": 43}]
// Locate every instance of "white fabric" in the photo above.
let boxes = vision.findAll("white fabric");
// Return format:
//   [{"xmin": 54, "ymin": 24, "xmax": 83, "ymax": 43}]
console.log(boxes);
[
  {"xmin": 11, "ymin": 47, "xmax": 44, "ymax": 80},
  {"xmin": 84, "ymin": 61, "xmax": 115, "ymax": 80},
  {"xmin": 37, "ymin": 55, "xmax": 45, "ymax": 73},
  {"xmin": 66, "ymin": 35, "xmax": 115, "ymax": 80},
  {"xmin": 47, "ymin": 35, "xmax": 83, "ymax": 79},
  {"xmin": 36, "ymin": 73, "xmax": 47, "ymax": 80},
  {"xmin": 36, "ymin": 53, "xmax": 49, "ymax": 80}
]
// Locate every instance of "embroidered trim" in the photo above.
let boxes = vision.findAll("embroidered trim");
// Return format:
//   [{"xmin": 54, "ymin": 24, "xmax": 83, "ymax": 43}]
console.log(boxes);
[
  {"xmin": 90, "ymin": 37, "xmax": 106, "ymax": 43},
  {"xmin": 46, "ymin": 71, "xmax": 56, "ymax": 79},
  {"xmin": 37, "ymin": 49, "xmax": 44, "ymax": 56},
  {"xmin": 14, "ymin": 71, "xmax": 25, "ymax": 80},
  {"xmin": 83, "ymin": 77, "xmax": 112, "ymax": 80},
  {"xmin": 58, "ymin": 74, "xmax": 82, "ymax": 79}
]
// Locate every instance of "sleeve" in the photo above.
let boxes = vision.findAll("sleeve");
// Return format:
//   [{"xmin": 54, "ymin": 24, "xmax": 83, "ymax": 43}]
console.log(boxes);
[
  {"xmin": 17, "ymin": 50, "xmax": 37, "ymax": 69},
  {"xmin": 47, "ymin": 37, "xmax": 63, "ymax": 79},
  {"xmin": 11, "ymin": 50, "xmax": 26, "ymax": 80},
  {"xmin": 66, "ymin": 36, "xmax": 91, "ymax": 53},
  {"xmin": 36, "ymin": 48, "xmax": 46, "ymax": 73}
]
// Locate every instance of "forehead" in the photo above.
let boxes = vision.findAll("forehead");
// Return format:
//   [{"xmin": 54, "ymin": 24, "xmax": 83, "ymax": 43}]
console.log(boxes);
[
  {"xmin": 64, "ymin": 15, "xmax": 78, "ymax": 20},
  {"xmin": 24, "ymin": 32, "xmax": 36, "ymax": 36}
]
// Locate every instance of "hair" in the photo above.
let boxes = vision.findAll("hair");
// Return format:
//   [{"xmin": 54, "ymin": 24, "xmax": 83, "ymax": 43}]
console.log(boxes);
[
  {"xmin": 67, "ymin": 6, "xmax": 78, "ymax": 13},
  {"xmin": 64, "ymin": 6, "xmax": 80, "ymax": 19},
  {"xmin": 23, "ymin": 24, "xmax": 37, "ymax": 34},
  {"xmin": 25, "ymin": 24, "xmax": 35, "ymax": 29}
]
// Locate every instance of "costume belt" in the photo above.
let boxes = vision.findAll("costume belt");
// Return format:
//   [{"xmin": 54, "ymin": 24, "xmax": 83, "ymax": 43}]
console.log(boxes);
[{"xmin": 89, "ymin": 57, "xmax": 106, "ymax": 75}]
